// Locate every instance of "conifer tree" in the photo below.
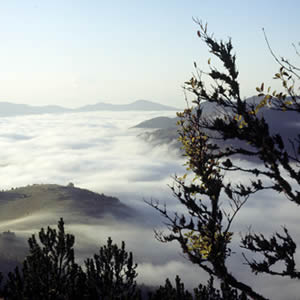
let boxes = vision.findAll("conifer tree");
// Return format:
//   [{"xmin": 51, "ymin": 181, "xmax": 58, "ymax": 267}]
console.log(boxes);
[
  {"xmin": 85, "ymin": 237, "xmax": 139, "ymax": 300},
  {"xmin": 0, "ymin": 272, "xmax": 4, "ymax": 297},
  {"xmin": 0, "ymin": 218, "xmax": 252, "ymax": 299},
  {"xmin": 148, "ymin": 276, "xmax": 247, "ymax": 300},
  {"xmin": 148, "ymin": 276, "xmax": 193, "ymax": 300},
  {"xmin": 4, "ymin": 218, "xmax": 85, "ymax": 300}
]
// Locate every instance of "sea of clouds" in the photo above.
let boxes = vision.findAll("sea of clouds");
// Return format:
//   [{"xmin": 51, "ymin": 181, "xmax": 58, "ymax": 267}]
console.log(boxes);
[{"xmin": 0, "ymin": 110, "xmax": 299, "ymax": 299}]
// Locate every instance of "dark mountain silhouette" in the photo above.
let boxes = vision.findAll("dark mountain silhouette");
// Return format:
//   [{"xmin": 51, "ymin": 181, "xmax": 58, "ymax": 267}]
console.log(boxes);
[
  {"xmin": 135, "ymin": 97, "xmax": 300, "ymax": 157},
  {"xmin": 133, "ymin": 100, "xmax": 220, "ymax": 148},
  {"xmin": 0, "ymin": 100, "xmax": 178, "ymax": 117},
  {"xmin": 133, "ymin": 100, "xmax": 226, "ymax": 130},
  {"xmin": 133, "ymin": 116, "xmax": 179, "ymax": 129}
]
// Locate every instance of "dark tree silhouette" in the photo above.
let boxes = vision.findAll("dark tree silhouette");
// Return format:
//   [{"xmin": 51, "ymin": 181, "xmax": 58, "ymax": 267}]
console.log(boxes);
[
  {"xmin": 148, "ymin": 275, "xmax": 247, "ymax": 300},
  {"xmin": 0, "ymin": 272, "xmax": 4, "ymax": 297},
  {"xmin": 149, "ymin": 20, "xmax": 300, "ymax": 300},
  {"xmin": 148, "ymin": 276, "xmax": 194, "ymax": 300},
  {"xmin": 4, "ymin": 218, "xmax": 86, "ymax": 300},
  {"xmin": 85, "ymin": 237, "xmax": 139, "ymax": 300},
  {"xmin": 0, "ymin": 218, "xmax": 252, "ymax": 299}
]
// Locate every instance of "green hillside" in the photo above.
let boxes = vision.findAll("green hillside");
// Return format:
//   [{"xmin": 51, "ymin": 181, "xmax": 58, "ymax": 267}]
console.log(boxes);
[{"xmin": 0, "ymin": 184, "xmax": 131, "ymax": 221}]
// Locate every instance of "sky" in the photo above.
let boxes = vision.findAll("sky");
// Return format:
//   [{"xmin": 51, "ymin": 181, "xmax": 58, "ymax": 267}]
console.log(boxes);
[{"xmin": 0, "ymin": 0, "xmax": 299, "ymax": 108}]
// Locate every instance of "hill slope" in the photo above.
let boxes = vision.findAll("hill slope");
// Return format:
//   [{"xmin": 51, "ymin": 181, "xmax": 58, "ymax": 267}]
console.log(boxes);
[
  {"xmin": 0, "ymin": 184, "xmax": 131, "ymax": 221},
  {"xmin": 0, "ymin": 184, "xmax": 133, "ymax": 275}
]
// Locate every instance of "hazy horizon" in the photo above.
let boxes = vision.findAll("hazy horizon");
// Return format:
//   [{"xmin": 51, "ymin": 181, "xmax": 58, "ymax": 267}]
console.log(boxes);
[
  {"xmin": 0, "ymin": 98, "xmax": 181, "ymax": 109},
  {"xmin": 0, "ymin": 1, "xmax": 299, "ymax": 108}
]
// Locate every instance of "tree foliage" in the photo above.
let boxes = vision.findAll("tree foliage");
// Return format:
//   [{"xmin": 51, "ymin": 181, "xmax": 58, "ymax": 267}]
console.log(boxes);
[
  {"xmin": 2, "ymin": 219, "xmax": 139, "ymax": 300},
  {"xmin": 150, "ymin": 20, "xmax": 300, "ymax": 300},
  {"xmin": 4, "ymin": 218, "xmax": 86, "ymax": 300},
  {"xmin": 0, "ymin": 218, "xmax": 249, "ymax": 299},
  {"xmin": 85, "ymin": 237, "xmax": 139, "ymax": 300},
  {"xmin": 148, "ymin": 276, "xmax": 247, "ymax": 300}
]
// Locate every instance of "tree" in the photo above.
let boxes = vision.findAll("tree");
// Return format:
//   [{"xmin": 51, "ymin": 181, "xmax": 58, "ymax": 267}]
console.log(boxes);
[
  {"xmin": 0, "ymin": 272, "xmax": 4, "ymax": 297},
  {"xmin": 149, "ymin": 20, "xmax": 300, "ymax": 300},
  {"xmin": 148, "ymin": 276, "xmax": 194, "ymax": 300},
  {"xmin": 0, "ymin": 217, "xmax": 251, "ymax": 299},
  {"xmin": 4, "ymin": 218, "xmax": 86, "ymax": 300},
  {"xmin": 85, "ymin": 237, "xmax": 140, "ymax": 300},
  {"xmin": 148, "ymin": 276, "xmax": 247, "ymax": 300},
  {"xmin": 2, "ymin": 220, "xmax": 142, "ymax": 300}
]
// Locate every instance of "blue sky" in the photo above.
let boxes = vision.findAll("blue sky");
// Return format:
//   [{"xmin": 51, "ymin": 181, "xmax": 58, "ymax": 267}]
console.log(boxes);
[{"xmin": 0, "ymin": 0, "xmax": 298, "ymax": 108}]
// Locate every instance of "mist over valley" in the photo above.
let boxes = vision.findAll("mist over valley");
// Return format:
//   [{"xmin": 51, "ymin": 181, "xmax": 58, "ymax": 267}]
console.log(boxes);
[{"xmin": 0, "ymin": 106, "xmax": 299, "ymax": 299}]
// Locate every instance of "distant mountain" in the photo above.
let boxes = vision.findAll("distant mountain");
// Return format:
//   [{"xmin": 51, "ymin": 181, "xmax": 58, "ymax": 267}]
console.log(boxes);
[
  {"xmin": 135, "ymin": 97, "xmax": 300, "ymax": 157},
  {"xmin": 132, "ymin": 100, "xmax": 223, "ymax": 130},
  {"xmin": 138, "ymin": 127, "xmax": 180, "ymax": 149},
  {"xmin": 0, "ymin": 100, "xmax": 178, "ymax": 117},
  {"xmin": 133, "ymin": 116, "xmax": 179, "ymax": 129},
  {"xmin": 77, "ymin": 100, "xmax": 178, "ymax": 112},
  {"xmin": 132, "ymin": 100, "xmax": 220, "ymax": 149},
  {"xmin": 0, "ymin": 102, "xmax": 71, "ymax": 117}
]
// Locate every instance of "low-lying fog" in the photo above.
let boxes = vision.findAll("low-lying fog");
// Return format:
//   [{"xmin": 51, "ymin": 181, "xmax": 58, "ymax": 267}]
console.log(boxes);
[{"xmin": 0, "ymin": 110, "xmax": 299, "ymax": 299}]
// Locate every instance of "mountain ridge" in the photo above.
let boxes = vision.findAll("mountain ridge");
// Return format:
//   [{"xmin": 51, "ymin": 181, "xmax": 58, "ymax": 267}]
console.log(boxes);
[
  {"xmin": 0, "ymin": 100, "xmax": 178, "ymax": 117},
  {"xmin": 134, "ymin": 96, "xmax": 300, "ymax": 156}
]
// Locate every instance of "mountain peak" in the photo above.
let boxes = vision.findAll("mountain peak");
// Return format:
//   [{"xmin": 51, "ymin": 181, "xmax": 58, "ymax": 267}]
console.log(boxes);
[
  {"xmin": 131, "ymin": 99, "xmax": 152, "ymax": 104},
  {"xmin": 78, "ymin": 100, "xmax": 178, "ymax": 112}
]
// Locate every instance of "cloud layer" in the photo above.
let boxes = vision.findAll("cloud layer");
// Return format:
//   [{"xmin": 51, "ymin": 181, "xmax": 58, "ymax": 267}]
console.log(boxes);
[{"xmin": 0, "ymin": 111, "xmax": 299, "ymax": 299}]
